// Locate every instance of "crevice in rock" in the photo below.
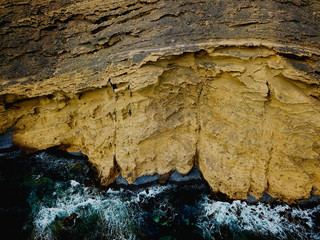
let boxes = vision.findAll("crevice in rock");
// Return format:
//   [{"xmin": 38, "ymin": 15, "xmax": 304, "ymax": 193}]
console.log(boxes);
[
  {"xmin": 265, "ymin": 146, "xmax": 274, "ymax": 198},
  {"xmin": 193, "ymin": 144, "xmax": 200, "ymax": 168},
  {"xmin": 110, "ymin": 153, "xmax": 121, "ymax": 184},
  {"xmin": 108, "ymin": 78, "xmax": 118, "ymax": 93},
  {"xmin": 265, "ymin": 81, "xmax": 271, "ymax": 102},
  {"xmin": 195, "ymin": 81, "xmax": 203, "ymax": 168}
]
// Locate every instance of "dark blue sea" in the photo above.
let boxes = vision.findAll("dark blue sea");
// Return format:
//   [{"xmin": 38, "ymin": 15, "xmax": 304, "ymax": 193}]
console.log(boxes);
[{"xmin": 0, "ymin": 140, "xmax": 319, "ymax": 239}]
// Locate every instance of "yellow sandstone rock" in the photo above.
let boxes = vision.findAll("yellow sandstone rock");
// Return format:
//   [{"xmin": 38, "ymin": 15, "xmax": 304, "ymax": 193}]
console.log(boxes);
[
  {"xmin": 1, "ymin": 0, "xmax": 320, "ymax": 204},
  {"xmin": 2, "ymin": 47, "xmax": 320, "ymax": 203}
]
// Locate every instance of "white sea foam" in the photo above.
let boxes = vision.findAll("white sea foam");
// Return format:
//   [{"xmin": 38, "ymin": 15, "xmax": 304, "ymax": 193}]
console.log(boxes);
[
  {"xmin": 30, "ymin": 179, "xmax": 320, "ymax": 240},
  {"xmin": 197, "ymin": 196, "xmax": 320, "ymax": 239},
  {"xmin": 33, "ymin": 208, "xmax": 67, "ymax": 239},
  {"xmin": 138, "ymin": 185, "xmax": 169, "ymax": 197},
  {"xmin": 30, "ymin": 180, "xmax": 169, "ymax": 240}
]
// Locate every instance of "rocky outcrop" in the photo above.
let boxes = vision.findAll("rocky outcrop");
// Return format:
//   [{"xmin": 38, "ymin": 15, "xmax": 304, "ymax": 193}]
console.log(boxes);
[{"xmin": 1, "ymin": 0, "xmax": 320, "ymax": 203}]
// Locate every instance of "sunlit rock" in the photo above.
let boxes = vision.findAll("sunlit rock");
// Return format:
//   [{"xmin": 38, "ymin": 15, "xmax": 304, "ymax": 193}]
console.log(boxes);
[{"xmin": 1, "ymin": 0, "xmax": 320, "ymax": 203}]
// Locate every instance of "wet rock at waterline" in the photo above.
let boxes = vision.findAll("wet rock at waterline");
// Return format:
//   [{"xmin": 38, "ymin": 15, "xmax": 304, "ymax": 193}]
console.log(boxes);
[
  {"xmin": 1, "ymin": 0, "xmax": 320, "ymax": 203},
  {"xmin": 114, "ymin": 167, "xmax": 203, "ymax": 186},
  {"xmin": 1, "ymin": 147, "xmax": 320, "ymax": 239}
]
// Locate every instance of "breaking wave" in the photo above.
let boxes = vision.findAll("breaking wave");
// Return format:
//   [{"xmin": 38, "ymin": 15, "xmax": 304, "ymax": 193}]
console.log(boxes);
[
  {"xmin": 30, "ymin": 180, "xmax": 170, "ymax": 240},
  {"xmin": 197, "ymin": 196, "xmax": 320, "ymax": 240},
  {"xmin": 1, "ymin": 147, "xmax": 319, "ymax": 240},
  {"xmin": 28, "ymin": 179, "xmax": 320, "ymax": 240}
]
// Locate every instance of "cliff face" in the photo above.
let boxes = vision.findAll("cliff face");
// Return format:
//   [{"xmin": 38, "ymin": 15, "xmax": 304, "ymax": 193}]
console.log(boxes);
[{"xmin": 1, "ymin": 0, "xmax": 320, "ymax": 203}]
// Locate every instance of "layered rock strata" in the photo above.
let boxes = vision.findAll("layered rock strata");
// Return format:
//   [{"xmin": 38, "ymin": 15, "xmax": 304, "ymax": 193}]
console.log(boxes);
[{"xmin": 1, "ymin": 0, "xmax": 320, "ymax": 203}]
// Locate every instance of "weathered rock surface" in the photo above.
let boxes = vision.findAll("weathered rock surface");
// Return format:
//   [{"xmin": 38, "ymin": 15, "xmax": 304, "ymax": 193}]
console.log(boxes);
[{"xmin": 1, "ymin": 0, "xmax": 320, "ymax": 203}]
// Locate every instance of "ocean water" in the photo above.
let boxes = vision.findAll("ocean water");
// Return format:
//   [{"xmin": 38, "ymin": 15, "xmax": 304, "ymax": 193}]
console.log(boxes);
[{"xmin": 0, "ymin": 147, "xmax": 319, "ymax": 240}]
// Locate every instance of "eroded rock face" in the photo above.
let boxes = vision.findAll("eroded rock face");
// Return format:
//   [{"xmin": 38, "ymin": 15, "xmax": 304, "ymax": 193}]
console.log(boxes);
[{"xmin": 1, "ymin": 0, "xmax": 320, "ymax": 203}]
